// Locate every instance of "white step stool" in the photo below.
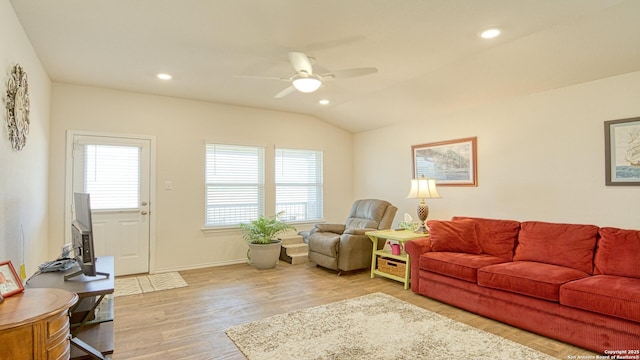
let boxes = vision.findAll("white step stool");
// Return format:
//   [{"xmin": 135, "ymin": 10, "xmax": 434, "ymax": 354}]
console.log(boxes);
[{"xmin": 278, "ymin": 235, "xmax": 309, "ymax": 265}]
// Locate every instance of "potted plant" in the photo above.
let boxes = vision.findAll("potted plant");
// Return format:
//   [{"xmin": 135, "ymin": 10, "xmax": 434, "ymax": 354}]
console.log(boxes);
[{"xmin": 239, "ymin": 212, "xmax": 296, "ymax": 269}]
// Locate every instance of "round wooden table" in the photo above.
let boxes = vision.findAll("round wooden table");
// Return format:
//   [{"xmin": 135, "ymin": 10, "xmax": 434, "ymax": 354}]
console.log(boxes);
[{"xmin": 0, "ymin": 288, "xmax": 78, "ymax": 359}]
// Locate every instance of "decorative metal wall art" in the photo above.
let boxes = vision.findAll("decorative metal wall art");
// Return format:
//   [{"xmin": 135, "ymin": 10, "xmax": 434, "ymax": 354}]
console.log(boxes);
[{"xmin": 5, "ymin": 64, "xmax": 30, "ymax": 151}]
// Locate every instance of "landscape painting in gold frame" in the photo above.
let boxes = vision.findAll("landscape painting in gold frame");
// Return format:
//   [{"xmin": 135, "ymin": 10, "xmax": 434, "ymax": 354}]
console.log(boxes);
[
  {"xmin": 412, "ymin": 137, "xmax": 477, "ymax": 186},
  {"xmin": 604, "ymin": 117, "xmax": 640, "ymax": 186}
]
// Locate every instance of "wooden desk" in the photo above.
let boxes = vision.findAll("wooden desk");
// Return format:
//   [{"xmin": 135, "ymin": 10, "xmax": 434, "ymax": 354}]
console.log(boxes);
[
  {"xmin": 26, "ymin": 256, "xmax": 114, "ymax": 360},
  {"xmin": 0, "ymin": 288, "xmax": 78, "ymax": 359}
]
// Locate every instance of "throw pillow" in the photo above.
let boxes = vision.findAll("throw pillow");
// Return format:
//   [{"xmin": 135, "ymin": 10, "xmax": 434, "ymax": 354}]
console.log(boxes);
[
  {"xmin": 452, "ymin": 216, "xmax": 520, "ymax": 260},
  {"xmin": 594, "ymin": 227, "xmax": 640, "ymax": 279},
  {"xmin": 514, "ymin": 221, "xmax": 598, "ymax": 274},
  {"xmin": 428, "ymin": 219, "xmax": 482, "ymax": 254}
]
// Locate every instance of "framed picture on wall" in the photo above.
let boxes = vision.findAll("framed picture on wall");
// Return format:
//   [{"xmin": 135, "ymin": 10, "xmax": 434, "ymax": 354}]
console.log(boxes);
[
  {"xmin": 605, "ymin": 117, "xmax": 640, "ymax": 186},
  {"xmin": 412, "ymin": 137, "xmax": 477, "ymax": 186},
  {"xmin": 0, "ymin": 260, "xmax": 24, "ymax": 298}
]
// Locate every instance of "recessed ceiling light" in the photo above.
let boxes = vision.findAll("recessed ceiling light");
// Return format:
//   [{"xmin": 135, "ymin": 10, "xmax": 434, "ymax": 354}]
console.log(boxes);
[
  {"xmin": 479, "ymin": 28, "xmax": 501, "ymax": 39},
  {"xmin": 157, "ymin": 73, "xmax": 172, "ymax": 80},
  {"xmin": 319, "ymin": 99, "xmax": 330, "ymax": 105}
]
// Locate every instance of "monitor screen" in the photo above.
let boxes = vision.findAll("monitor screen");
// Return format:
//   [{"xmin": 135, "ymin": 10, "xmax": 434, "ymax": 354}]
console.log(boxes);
[
  {"xmin": 65, "ymin": 192, "xmax": 104, "ymax": 280},
  {"xmin": 74, "ymin": 192, "xmax": 93, "ymax": 230}
]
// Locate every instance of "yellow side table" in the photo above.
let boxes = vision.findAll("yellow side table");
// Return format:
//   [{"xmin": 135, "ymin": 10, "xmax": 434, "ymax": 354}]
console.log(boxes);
[{"xmin": 366, "ymin": 229, "xmax": 427, "ymax": 289}]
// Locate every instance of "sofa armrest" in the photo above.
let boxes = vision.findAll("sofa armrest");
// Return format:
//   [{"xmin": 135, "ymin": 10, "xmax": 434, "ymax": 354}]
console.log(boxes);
[
  {"xmin": 405, "ymin": 237, "xmax": 432, "ymax": 293},
  {"xmin": 314, "ymin": 223, "xmax": 346, "ymax": 234}
]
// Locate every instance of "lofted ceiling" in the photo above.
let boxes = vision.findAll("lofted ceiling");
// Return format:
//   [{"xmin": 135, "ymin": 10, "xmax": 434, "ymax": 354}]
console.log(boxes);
[{"xmin": 9, "ymin": 0, "xmax": 640, "ymax": 133}]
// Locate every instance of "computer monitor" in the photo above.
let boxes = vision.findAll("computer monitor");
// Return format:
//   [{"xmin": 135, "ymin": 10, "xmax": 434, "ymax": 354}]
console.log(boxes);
[{"xmin": 65, "ymin": 192, "xmax": 109, "ymax": 280}]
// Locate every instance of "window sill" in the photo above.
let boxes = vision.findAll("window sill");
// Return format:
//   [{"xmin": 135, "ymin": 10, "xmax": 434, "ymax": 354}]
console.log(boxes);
[
  {"xmin": 201, "ymin": 220, "xmax": 322, "ymax": 234},
  {"xmin": 201, "ymin": 226, "xmax": 240, "ymax": 234}
]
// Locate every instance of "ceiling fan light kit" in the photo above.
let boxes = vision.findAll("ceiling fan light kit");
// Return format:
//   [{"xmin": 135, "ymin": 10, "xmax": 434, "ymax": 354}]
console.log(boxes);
[{"xmin": 292, "ymin": 75, "xmax": 322, "ymax": 93}]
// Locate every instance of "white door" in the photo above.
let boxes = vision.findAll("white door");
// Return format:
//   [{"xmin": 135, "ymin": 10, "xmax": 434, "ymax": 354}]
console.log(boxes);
[{"xmin": 71, "ymin": 134, "xmax": 151, "ymax": 276}]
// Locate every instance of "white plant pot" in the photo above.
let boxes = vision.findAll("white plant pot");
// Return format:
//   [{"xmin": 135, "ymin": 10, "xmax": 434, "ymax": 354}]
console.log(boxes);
[{"xmin": 247, "ymin": 240, "xmax": 282, "ymax": 269}]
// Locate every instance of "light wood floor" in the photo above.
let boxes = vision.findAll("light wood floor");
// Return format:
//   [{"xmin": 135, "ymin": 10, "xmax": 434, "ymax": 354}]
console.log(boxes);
[{"xmin": 111, "ymin": 261, "xmax": 597, "ymax": 359}]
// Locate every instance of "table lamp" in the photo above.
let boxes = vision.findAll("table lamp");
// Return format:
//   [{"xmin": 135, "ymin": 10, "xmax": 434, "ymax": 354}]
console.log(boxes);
[{"xmin": 406, "ymin": 175, "xmax": 441, "ymax": 233}]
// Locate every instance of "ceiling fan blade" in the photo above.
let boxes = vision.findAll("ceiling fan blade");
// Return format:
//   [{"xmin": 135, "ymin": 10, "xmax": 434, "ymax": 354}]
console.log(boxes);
[
  {"xmin": 235, "ymin": 75, "xmax": 290, "ymax": 81},
  {"xmin": 288, "ymin": 52, "xmax": 313, "ymax": 74},
  {"xmin": 323, "ymin": 67, "xmax": 378, "ymax": 79},
  {"xmin": 274, "ymin": 85, "xmax": 296, "ymax": 99}
]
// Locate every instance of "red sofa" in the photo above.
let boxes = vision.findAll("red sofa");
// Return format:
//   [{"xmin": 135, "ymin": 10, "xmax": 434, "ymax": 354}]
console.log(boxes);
[{"xmin": 404, "ymin": 216, "xmax": 640, "ymax": 354}]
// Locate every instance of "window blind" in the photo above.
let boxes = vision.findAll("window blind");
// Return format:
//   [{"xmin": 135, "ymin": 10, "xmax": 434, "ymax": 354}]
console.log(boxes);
[
  {"xmin": 205, "ymin": 144, "xmax": 265, "ymax": 226},
  {"xmin": 275, "ymin": 148, "xmax": 323, "ymax": 221}
]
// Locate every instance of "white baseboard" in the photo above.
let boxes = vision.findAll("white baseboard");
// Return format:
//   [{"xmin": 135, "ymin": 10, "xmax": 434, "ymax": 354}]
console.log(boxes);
[{"xmin": 149, "ymin": 258, "xmax": 248, "ymax": 274}]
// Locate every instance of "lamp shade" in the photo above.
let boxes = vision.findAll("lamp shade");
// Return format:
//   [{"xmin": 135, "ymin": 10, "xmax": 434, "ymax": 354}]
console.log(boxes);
[
  {"xmin": 406, "ymin": 177, "xmax": 441, "ymax": 199},
  {"xmin": 292, "ymin": 77, "xmax": 322, "ymax": 93}
]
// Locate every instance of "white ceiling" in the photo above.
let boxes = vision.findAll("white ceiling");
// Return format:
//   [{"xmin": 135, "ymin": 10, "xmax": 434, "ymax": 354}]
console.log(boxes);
[{"xmin": 9, "ymin": 0, "xmax": 640, "ymax": 133}]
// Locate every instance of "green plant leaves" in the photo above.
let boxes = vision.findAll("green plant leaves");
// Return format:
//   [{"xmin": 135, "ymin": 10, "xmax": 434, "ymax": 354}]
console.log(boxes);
[{"xmin": 238, "ymin": 211, "xmax": 296, "ymax": 244}]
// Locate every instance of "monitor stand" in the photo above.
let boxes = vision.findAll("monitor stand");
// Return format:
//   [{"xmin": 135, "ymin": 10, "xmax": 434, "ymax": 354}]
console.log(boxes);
[{"xmin": 64, "ymin": 270, "xmax": 110, "ymax": 281}]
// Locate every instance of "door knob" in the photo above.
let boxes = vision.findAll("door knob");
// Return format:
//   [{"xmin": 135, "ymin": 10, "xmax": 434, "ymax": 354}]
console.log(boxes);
[
  {"xmin": 141, "ymin": 201, "xmax": 148, "ymax": 206},
  {"xmin": 141, "ymin": 211, "xmax": 148, "ymax": 215}
]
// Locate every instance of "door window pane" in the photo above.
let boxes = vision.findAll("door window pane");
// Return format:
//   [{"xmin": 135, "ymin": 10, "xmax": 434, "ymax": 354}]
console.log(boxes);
[{"xmin": 84, "ymin": 145, "xmax": 140, "ymax": 210}]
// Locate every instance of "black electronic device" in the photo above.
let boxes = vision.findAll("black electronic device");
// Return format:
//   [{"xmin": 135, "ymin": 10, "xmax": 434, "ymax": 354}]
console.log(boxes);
[
  {"xmin": 39, "ymin": 258, "xmax": 75, "ymax": 272},
  {"xmin": 65, "ymin": 192, "xmax": 109, "ymax": 281}
]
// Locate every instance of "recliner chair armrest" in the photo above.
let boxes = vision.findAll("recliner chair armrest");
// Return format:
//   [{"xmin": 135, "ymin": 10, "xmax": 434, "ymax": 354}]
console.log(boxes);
[
  {"xmin": 314, "ymin": 223, "xmax": 346, "ymax": 234},
  {"xmin": 337, "ymin": 232, "xmax": 376, "ymax": 271},
  {"xmin": 343, "ymin": 228, "xmax": 377, "ymax": 236}
]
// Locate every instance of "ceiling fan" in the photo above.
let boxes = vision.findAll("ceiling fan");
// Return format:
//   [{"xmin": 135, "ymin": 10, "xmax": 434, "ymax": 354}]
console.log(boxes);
[{"xmin": 240, "ymin": 52, "xmax": 378, "ymax": 98}]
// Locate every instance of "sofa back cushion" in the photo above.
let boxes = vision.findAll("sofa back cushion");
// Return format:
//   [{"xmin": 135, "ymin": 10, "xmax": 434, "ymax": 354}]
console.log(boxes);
[
  {"xmin": 594, "ymin": 227, "xmax": 640, "ymax": 279},
  {"xmin": 514, "ymin": 221, "xmax": 598, "ymax": 274},
  {"xmin": 452, "ymin": 216, "xmax": 520, "ymax": 260},
  {"xmin": 427, "ymin": 219, "xmax": 482, "ymax": 254}
]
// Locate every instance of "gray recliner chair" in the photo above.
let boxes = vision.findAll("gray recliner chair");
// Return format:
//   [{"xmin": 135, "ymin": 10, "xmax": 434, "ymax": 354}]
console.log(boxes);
[{"xmin": 302, "ymin": 199, "xmax": 398, "ymax": 274}]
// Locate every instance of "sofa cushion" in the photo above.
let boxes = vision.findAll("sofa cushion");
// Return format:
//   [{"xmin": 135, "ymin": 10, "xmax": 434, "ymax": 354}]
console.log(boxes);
[
  {"xmin": 513, "ymin": 221, "xmax": 598, "ymax": 274},
  {"xmin": 594, "ymin": 227, "xmax": 640, "ymax": 279},
  {"xmin": 427, "ymin": 219, "xmax": 482, "ymax": 254},
  {"xmin": 477, "ymin": 261, "xmax": 590, "ymax": 302},
  {"xmin": 452, "ymin": 216, "xmax": 520, "ymax": 260},
  {"xmin": 560, "ymin": 275, "xmax": 640, "ymax": 322},
  {"xmin": 419, "ymin": 252, "xmax": 509, "ymax": 283}
]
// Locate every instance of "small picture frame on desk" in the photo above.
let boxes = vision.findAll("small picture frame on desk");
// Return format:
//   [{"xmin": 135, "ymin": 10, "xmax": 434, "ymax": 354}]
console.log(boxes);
[{"xmin": 0, "ymin": 260, "xmax": 24, "ymax": 298}]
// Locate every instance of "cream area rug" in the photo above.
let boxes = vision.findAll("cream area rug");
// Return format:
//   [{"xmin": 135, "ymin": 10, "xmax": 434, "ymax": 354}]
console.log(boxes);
[
  {"xmin": 114, "ymin": 272, "xmax": 187, "ymax": 297},
  {"xmin": 226, "ymin": 292, "xmax": 555, "ymax": 360}
]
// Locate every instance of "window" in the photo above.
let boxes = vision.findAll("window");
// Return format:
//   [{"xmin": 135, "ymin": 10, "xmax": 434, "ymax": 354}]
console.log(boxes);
[
  {"xmin": 82, "ymin": 144, "xmax": 141, "ymax": 210},
  {"xmin": 275, "ymin": 148, "xmax": 323, "ymax": 221},
  {"xmin": 205, "ymin": 144, "xmax": 265, "ymax": 227}
]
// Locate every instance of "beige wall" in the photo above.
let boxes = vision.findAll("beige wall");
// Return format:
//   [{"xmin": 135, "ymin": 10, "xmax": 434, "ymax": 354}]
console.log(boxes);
[
  {"xmin": 0, "ymin": 0, "xmax": 51, "ymax": 276},
  {"xmin": 49, "ymin": 84, "xmax": 354, "ymax": 272},
  {"xmin": 354, "ymin": 71, "xmax": 640, "ymax": 230},
  {"xmin": 6, "ymin": 0, "xmax": 639, "ymax": 276}
]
